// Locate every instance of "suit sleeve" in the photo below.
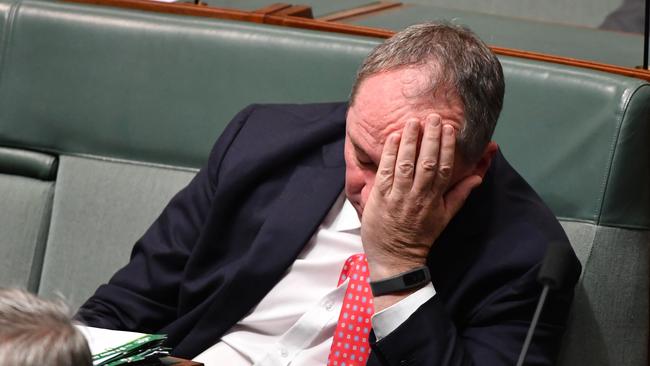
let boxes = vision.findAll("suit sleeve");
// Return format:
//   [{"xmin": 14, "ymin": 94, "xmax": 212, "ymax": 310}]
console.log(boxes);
[
  {"xmin": 75, "ymin": 105, "xmax": 257, "ymax": 333},
  {"xmin": 367, "ymin": 261, "xmax": 578, "ymax": 366}
]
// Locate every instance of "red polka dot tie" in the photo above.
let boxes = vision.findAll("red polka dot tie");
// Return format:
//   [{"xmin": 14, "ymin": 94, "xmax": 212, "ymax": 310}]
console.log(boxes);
[{"xmin": 327, "ymin": 253, "xmax": 374, "ymax": 366}]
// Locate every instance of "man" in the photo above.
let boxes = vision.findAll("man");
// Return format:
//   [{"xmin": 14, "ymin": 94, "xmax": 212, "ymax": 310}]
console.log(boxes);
[
  {"xmin": 77, "ymin": 23, "xmax": 580, "ymax": 365},
  {"xmin": 0, "ymin": 288, "xmax": 92, "ymax": 366},
  {"xmin": 600, "ymin": 0, "xmax": 645, "ymax": 33}
]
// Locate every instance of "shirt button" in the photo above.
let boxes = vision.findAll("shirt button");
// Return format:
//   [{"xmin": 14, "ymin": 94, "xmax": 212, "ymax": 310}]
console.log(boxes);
[
  {"xmin": 325, "ymin": 301, "xmax": 334, "ymax": 311},
  {"xmin": 280, "ymin": 348, "xmax": 288, "ymax": 358}
]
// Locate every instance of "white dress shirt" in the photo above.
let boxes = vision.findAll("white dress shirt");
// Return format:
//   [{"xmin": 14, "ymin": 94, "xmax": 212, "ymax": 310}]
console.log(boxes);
[{"xmin": 193, "ymin": 193, "xmax": 435, "ymax": 365}]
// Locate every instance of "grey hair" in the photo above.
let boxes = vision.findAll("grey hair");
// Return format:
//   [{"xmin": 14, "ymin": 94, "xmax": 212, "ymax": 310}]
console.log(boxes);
[
  {"xmin": 350, "ymin": 22, "xmax": 505, "ymax": 162},
  {"xmin": 0, "ymin": 288, "xmax": 92, "ymax": 366}
]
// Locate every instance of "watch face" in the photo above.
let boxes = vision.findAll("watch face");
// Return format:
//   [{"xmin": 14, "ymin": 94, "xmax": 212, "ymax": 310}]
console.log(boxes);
[{"xmin": 403, "ymin": 270, "xmax": 426, "ymax": 285}]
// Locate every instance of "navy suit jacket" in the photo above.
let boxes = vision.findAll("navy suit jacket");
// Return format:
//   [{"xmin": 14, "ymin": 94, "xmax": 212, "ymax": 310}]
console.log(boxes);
[{"xmin": 78, "ymin": 102, "xmax": 581, "ymax": 365}]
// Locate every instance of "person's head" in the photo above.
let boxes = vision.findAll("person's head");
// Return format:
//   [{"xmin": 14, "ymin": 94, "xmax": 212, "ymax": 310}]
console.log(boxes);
[
  {"xmin": 0, "ymin": 288, "xmax": 92, "ymax": 366},
  {"xmin": 345, "ymin": 22, "xmax": 505, "ymax": 216}
]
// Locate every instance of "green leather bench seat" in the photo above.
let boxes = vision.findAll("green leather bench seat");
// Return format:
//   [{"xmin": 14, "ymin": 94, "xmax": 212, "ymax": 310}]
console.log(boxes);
[
  {"xmin": 0, "ymin": 0, "xmax": 647, "ymax": 365},
  {"xmin": 1, "ymin": 0, "xmax": 647, "ymax": 226},
  {"xmin": 0, "ymin": 0, "xmax": 380, "ymax": 305},
  {"xmin": 0, "ymin": 147, "xmax": 58, "ymax": 180},
  {"xmin": 0, "ymin": 147, "xmax": 56, "ymax": 292},
  {"xmin": 41, "ymin": 156, "xmax": 195, "ymax": 307},
  {"xmin": 339, "ymin": 4, "xmax": 644, "ymax": 68}
]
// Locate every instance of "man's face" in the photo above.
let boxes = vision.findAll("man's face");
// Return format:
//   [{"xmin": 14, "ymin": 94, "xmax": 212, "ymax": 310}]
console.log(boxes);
[{"xmin": 344, "ymin": 66, "xmax": 471, "ymax": 218}]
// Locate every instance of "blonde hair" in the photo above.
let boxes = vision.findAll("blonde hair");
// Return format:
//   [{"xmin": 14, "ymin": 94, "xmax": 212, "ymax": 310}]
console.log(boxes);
[{"xmin": 0, "ymin": 288, "xmax": 92, "ymax": 366}]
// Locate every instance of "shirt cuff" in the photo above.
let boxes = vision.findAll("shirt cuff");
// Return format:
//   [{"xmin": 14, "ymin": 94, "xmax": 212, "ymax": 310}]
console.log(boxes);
[{"xmin": 370, "ymin": 283, "xmax": 436, "ymax": 340}]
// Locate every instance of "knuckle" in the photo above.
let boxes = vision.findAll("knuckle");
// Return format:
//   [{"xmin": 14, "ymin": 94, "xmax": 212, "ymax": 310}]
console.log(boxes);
[
  {"xmin": 438, "ymin": 165, "xmax": 453, "ymax": 179},
  {"xmin": 408, "ymin": 198, "xmax": 426, "ymax": 214},
  {"xmin": 397, "ymin": 161, "xmax": 415, "ymax": 176},
  {"xmin": 378, "ymin": 167, "xmax": 393, "ymax": 178},
  {"xmin": 419, "ymin": 159, "xmax": 438, "ymax": 171}
]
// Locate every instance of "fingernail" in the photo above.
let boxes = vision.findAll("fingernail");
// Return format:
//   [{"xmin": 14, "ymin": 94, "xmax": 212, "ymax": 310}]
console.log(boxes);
[
  {"xmin": 407, "ymin": 118, "xmax": 418, "ymax": 128},
  {"xmin": 444, "ymin": 125, "xmax": 454, "ymax": 135},
  {"xmin": 430, "ymin": 114, "xmax": 441, "ymax": 127}
]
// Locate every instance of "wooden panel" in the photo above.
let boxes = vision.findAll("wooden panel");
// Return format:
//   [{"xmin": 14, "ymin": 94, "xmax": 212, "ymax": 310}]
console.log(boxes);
[
  {"xmin": 63, "ymin": 0, "xmax": 267, "ymax": 23},
  {"xmin": 252, "ymin": 3, "xmax": 292, "ymax": 15},
  {"xmin": 491, "ymin": 46, "xmax": 650, "ymax": 81},
  {"xmin": 60, "ymin": 0, "xmax": 650, "ymax": 81},
  {"xmin": 319, "ymin": 2, "xmax": 402, "ymax": 22},
  {"xmin": 265, "ymin": 13, "xmax": 650, "ymax": 81},
  {"xmin": 274, "ymin": 5, "xmax": 313, "ymax": 18},
  {"xmin": 263, "ymin": 12, "xmax": 394, "ymax": 37}
]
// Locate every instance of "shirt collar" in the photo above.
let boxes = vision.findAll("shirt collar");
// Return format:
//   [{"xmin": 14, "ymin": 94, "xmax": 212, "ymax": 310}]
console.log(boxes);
[{"xmin": 328, "ymin": 194, "xmax": 361, "ymax": 233}]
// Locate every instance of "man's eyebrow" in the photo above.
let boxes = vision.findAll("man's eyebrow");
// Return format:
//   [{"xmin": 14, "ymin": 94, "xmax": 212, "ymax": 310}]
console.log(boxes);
[
  {"xmin": 347, "ymin": 126, "xmax": 377, "ymax": 161},
  {"xmin": 352, "ymin": 140, "xmax": 377, "ymax": 165},
  {"xmin": 346, "ymin": 131, "xmax": 361, "ymax": 152},
  {"xmin": 349, "ymin": 137, "xmax": 368, "ymax": 157}
]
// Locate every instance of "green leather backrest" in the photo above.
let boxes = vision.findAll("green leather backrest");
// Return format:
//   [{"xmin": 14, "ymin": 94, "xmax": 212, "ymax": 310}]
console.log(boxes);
[
  {"xmin": 0, "ymin": 0, "xmax": 10, "ymax": 37},
  {"xmin": 0, "ymin": 0, "xmax": 379, "ymax": 168},
  {"xmin": 0, "ymin": 0, "xmax": 648, "ymax": 230},
  {"xmin": 495, "ymin": 58, "xmax": 650, "ymax": 229}
]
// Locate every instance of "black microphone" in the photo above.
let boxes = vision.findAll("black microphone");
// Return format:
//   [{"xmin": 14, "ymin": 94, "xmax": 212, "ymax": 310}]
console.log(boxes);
[{"xmin": 516, "ymin": 241, "xmax": 573, "ymax": 366}]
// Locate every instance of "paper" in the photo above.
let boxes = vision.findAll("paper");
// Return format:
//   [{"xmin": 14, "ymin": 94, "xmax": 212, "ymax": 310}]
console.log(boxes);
[{"xmin": 77, "ymin": 325, "xmax": 148, "ymax": 356}]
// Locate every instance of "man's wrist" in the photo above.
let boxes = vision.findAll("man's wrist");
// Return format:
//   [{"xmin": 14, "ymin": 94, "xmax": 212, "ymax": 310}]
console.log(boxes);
[
  {"xmin": 370, "ymin": 266, "xmax": 431, "ymax": 296},
  {"xmin": 366, "ymin": 259, "xmax": 431, "ymax": 312},
  {"xmin": 367, "ymin": 257, "xmax": 427, "ymax": 282}
]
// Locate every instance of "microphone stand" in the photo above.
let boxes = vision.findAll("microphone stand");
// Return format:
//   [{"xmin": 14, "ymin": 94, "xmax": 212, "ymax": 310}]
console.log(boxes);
[
  {"xmin": 516, "ymin": 240, "xmax": 573, "ymax": 366},
  {"xmin": 515, "ymin": 285, "xmax": 550, "ymax": 366},
  {"xmin": 645, "ymin": 0, "xmax": 649, "ymax": 69}
]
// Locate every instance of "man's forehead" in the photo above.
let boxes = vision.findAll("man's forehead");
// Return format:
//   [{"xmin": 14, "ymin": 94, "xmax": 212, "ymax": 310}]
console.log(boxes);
[
  {"xmin": 354, "ymin": 67, "xmax": 431, "ymax": 105},
  {"xmin": 350, "ymin": 70, "xmax": 432, "ymax": 131},
  {"xmin": 350, "ymin": 71, "xmax": 461, "ymax": 133},
  {"xmin": 346, "ymin": 107, "xmax": 394, "ymax": 153}
]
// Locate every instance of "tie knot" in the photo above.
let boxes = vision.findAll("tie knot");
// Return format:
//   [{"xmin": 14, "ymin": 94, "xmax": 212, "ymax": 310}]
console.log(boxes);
[{"xmin": 346, "ymin": 253, "xmax": 367, "ymax": 266}]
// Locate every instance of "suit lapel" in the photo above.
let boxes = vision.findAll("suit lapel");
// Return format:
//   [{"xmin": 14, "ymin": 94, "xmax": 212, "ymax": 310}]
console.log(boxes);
[
  {"xmin": 235, "ymin": 121, "xmax": 347, "ymax": 286},
  {"xmin": 245, "ymin": 163, "xmax": 345, "ymax": 273},
  {"xmin": 179, "ymin": 139, "xmax": 346, "ymax": 356}
]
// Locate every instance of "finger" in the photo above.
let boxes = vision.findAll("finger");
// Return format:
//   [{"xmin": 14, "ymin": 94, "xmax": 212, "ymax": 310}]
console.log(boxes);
[
  {"xmin": 374, "ymin": 132, "xmax": 400, "ymax": 195},
  {"xmin": 393, "ymin": 118, "xmax": 420, "ymax": 193},
  {"xmin": 412, "ymin": 114, "xmax": 441, "ymax": 194},
  {"xmin": 444, "ymin": 175, "xmax": 482, "ymax": 216},
  {"xmin": 432, "ymin": 124, "xmax": 456, "ymax": 194}
]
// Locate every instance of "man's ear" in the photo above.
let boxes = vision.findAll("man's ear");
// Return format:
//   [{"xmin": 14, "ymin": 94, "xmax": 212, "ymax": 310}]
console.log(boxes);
[{"xmin": 471, "ymin": 142, "xmax": 498, "ymax": 179}]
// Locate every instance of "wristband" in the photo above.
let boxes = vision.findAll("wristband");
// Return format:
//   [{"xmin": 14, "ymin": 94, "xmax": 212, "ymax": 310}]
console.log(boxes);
[{"xmin": 369, "ymin": 266, "xmax": 431, "ymax": 296}]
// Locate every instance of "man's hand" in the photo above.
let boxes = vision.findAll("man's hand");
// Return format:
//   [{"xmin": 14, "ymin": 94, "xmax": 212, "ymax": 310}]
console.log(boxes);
[{"xmin": 361, "ymin": 114, "xmax": 483, "ymax": 286}]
